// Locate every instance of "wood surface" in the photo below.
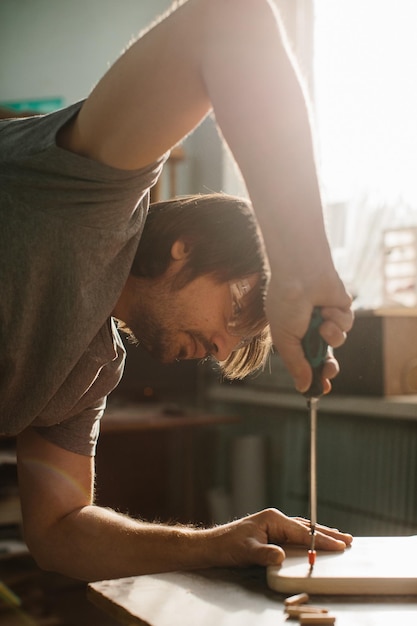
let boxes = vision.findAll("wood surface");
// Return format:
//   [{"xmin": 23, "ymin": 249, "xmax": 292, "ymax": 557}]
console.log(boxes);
[
  {"xmin": 267, "ymin": 536, "xmax": 417, "ymax": 595},
  {"xmin": 89, "ymin": 556, "xmax": 417, "ymax": 626}
]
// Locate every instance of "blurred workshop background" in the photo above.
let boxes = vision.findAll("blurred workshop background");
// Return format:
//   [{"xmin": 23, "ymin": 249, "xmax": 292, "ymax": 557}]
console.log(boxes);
[{"xmin": 1, "ymin": 1, "xmax": 417, "ymax": 624}]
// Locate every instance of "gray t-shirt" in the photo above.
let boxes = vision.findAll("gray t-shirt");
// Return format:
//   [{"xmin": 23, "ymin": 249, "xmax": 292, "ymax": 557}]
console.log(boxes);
[{"xmin": 0, "ymin": 101, "xmax": 166, "ymax": 455}]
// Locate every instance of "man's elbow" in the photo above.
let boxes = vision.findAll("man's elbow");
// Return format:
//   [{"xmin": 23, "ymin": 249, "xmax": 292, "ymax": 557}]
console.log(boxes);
[{"xmin": 22, "ymin": 523, "xmax": 59, "ymax": 573}]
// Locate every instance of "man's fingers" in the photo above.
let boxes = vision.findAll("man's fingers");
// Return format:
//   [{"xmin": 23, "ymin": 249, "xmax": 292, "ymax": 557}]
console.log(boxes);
[
  {"xmin": 275, "ymin": 304, "xmax": 354, "ymax": 393},
  {"xmin": 293, "ymin": 517, "xmax": 353, "ymax": 549},
  {"xmin": 314, "ymin": 523, "xmax": 353, "ymax": 547},
  {"xmin": 314, "ymin": 532, "xmax": 350, "ymax": 551},
  {"xmin": 317, "ymin": 305, "xmax": 354, "ymax": 349},
  {"xmin": 283, "ymin": 351, "xmax": 335, "ymax": 395},
  {"xmin": 319, "ymin": 320, "xmax": 347, "ymax": 349},
  {"xmin": 321, "ymin": 305, "xmax": 354, "ymax": 334}
]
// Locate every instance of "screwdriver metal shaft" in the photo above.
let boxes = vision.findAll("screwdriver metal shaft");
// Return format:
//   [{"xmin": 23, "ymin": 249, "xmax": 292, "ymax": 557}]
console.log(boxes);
[
  {"xmin": 302, "ymin": 308, "xmax": 328, "ymax": 568},
  {"xmin": 308, "ymin": 397, "xmax": 318, "ymax": 566}
]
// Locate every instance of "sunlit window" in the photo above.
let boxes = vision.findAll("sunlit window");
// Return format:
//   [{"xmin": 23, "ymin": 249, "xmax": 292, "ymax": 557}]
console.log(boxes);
[{"xmin": 313, "ymin": 0, "xmax": 417, "ymax": 307}]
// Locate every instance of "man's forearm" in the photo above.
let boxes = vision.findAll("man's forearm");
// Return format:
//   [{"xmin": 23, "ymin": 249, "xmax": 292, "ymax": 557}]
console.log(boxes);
[
  {"xmin": 201, "ymin": 0, "xmax": 333, "ymax": 280},
  {"xmin": 31, "ymin": 504, "xmax": 215, "ymax": 581}
]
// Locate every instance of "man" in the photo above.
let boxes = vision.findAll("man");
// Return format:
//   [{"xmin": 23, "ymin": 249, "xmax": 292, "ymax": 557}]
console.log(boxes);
[{"xmin": 0, "ymin": 0, "xmax": 353, "ymax": 581}]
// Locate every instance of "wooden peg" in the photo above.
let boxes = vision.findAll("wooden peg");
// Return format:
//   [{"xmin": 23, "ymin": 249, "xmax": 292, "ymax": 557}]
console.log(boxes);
[
  {"xmin": 284, "ymin": 592, "xmax": 310, "ymax": 606},
  {"xmin": 299, "ymin": 613, "xmax": 336, "ymax": 624},
  {"xmin": 286, "ymin": 605, "xmax": 328, "ymax": 617}
]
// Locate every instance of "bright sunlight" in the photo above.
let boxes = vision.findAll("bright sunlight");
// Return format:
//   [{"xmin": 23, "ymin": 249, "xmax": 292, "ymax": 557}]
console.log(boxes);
[{"xmin": 314, "ymin": 0, "xmax": 417, "ymax": 308}]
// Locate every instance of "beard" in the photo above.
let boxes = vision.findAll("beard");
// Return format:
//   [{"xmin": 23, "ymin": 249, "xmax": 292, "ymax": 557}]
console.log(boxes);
[
  {"xmin": 127, "ymin": 318, "xmax": 211, "ymax": 363},
  {"xmin": 117, "ymin": 274, "xmax": 214, "ymax": 363},
  {"xmin": 126, "ymin": 314, "xmax": 179, "ymax": 363}
]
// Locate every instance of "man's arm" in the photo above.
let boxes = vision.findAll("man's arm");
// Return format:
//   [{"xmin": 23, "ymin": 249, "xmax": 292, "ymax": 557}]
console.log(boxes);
[
  {"xmin": 59, "ymin": 0, "xmax": 353, "ymax": 392},
  {"xmin": 17, "ymin": 428, "xmax": 351, "ymax": 581}
]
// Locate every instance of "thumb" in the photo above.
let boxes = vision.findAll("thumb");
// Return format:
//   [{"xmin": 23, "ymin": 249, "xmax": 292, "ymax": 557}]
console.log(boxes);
[{"xmin": 250, "ymin": 541, "xmax": 286, "ymax": 567}]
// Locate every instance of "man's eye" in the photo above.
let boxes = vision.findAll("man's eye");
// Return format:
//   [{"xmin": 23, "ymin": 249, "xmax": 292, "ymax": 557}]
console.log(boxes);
[{"xmin": 232, "ymin": 298, "xmax": 242, "ymax": 317}]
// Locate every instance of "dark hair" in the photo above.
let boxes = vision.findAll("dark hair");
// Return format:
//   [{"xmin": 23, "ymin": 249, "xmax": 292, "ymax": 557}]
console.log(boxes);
[{"xmin": 131, "ymin": 193, "xmax": 272, "ymax": 378}]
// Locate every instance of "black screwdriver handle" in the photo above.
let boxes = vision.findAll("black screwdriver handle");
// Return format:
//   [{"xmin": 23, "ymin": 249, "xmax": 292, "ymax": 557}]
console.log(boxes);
[{"xmin": 302, "ymin": 307, "xmax": 328, "ymax": 398}]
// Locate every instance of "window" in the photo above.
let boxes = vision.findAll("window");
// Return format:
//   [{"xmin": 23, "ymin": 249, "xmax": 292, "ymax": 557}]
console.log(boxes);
[{"xmin": 314, "ymin": 0, "xmax": 417, "ymax": 307}]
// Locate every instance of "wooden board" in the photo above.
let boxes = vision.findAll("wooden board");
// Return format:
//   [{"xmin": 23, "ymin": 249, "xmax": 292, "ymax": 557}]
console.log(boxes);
[{"xmin": 267, "ymin": 536, "xmax": 417, "ymax": 595}]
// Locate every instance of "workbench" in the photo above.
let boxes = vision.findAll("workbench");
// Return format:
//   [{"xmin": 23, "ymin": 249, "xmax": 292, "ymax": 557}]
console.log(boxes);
[{"xmin": 88, "ymin": 564, "xmax": 417, "ymax": 625}]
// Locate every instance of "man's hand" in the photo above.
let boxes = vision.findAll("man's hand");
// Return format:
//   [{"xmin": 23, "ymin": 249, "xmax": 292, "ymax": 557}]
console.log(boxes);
[
  {"xmin": 203, "ymin": 508, "xmax": 353, "ymax": 568},
  {"xmin": 265, "ymin": 277, "xmax": 354, "ymax": 395}
]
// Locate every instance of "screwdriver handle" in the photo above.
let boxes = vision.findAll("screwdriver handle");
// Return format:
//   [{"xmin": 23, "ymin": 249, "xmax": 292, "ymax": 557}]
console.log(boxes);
[{"xmin": 302, "ymin": 307, "xmax": 328, "ymax": 398}]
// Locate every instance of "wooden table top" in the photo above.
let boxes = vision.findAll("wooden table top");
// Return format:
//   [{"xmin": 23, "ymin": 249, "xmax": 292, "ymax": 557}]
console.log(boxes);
[{"xmin": 89, "ymin": 565, "xmax": 417, "ymax": 626}]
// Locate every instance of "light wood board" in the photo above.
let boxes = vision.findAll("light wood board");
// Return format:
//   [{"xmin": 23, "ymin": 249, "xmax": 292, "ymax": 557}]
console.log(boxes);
[{"xmin": 267, "ymin": 536, "xmax": 417, "ymax": 595}]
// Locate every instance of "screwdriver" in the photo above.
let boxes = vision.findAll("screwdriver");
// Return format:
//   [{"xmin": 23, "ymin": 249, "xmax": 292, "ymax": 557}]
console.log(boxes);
[{"xmin": 301, "ymin": 307, "xmax": 328, "ymax": 567}]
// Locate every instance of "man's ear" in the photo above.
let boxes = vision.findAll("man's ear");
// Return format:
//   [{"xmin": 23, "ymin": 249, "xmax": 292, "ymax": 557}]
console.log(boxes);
[{"xmin": 171, "ymin": 239, "xmax": 190, "ymax": 260}]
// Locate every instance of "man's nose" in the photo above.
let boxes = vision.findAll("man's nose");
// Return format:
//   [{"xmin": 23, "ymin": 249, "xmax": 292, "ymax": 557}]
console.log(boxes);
[{"xmin": 211, "ymin": 332, "xmax": 242, "ymax": 361}]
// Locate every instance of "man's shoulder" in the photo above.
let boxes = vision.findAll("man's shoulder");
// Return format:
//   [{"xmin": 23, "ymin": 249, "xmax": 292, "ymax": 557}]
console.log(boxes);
[{"xmin": 0, "ymin": 101, "xmax": 85, "ymax": 162}]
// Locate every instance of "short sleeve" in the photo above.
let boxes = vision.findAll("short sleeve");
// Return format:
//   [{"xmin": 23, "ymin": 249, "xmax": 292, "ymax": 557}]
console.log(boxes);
[{"xmin": 33, "ymin": 397, "xmax": 106, "ymax": 456}]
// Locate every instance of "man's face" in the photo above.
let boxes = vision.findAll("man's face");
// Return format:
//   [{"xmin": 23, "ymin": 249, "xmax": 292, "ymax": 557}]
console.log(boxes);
[{"xmin": 122, "ymin": 271, "xmax": 257, "ymax": 365}]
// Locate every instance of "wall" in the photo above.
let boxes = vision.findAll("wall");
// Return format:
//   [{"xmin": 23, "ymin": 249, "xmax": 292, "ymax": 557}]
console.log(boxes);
[
  {"xmin": 0, "ymin": 0, "xmax": 224, "ymax": 195},
  {"xmin": 0, "ymin": 0, "xmax": 170, "ymax": 104},
  {"xmin": 207, "ymin": 387, "xmax": 417, "ymax": 536}
]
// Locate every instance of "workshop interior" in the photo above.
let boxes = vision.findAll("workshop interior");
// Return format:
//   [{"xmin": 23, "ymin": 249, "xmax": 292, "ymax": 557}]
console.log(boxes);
[{"xmin": 1, "ymin": 0, "xmax": 417, "ymax": 624}]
